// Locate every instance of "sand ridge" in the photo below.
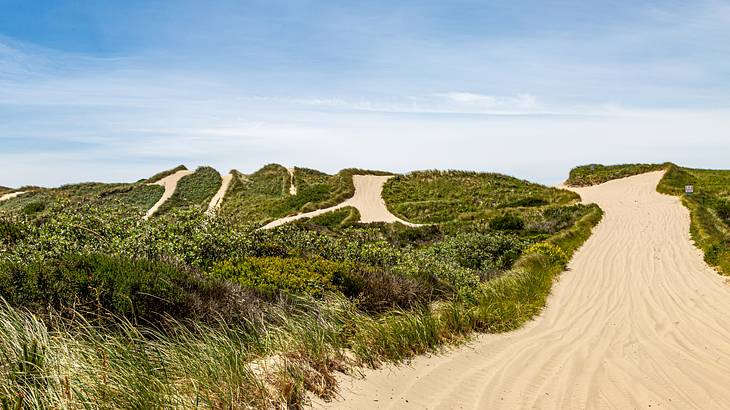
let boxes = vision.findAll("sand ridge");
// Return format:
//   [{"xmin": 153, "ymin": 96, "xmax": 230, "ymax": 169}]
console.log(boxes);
[
  {"xmin": 143, "ymin": 170, "xmax": 194, "ymax": 219},
  {"xmin": 263, "ymin": 175, "xmax": 418, "ymax": 229},
  {"xmin": 206, "ymin": 173, "xmax": 234, "ymax": 216},
  {"xmin": 287, "ymin": 167, "xmax": 297, "ymax": 195},
  {"xmin": 317, "ymin": 171, "xmax": 730, "ymax": 409}
]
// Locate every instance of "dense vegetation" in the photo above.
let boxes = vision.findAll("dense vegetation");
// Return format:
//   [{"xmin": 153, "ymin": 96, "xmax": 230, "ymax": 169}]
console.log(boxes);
[
  {"xmin": 0, "ymin": 182, "xmax": 163, "ymax": 217},
  {"xmin": 566, "ymin": 163, "xmax": 669, "ymax": 187},
  {"xmin": 382, "ymin": 170, "xmax": 579, "ymax": 224},
  {"xmin": 0, "ymin": 166, "xmax": 602, "ymax": 408},
  {"xmin": 568, "ymin": 162, "xmax": 730, "ymax": 275}
]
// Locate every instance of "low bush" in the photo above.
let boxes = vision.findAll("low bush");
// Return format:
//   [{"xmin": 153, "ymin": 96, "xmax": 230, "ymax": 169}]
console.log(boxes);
[
  {"xmin": 22, "ymin": 201, "xmax": 46, "ymax": 215},
  {"xmin": 490, "ymin": 213, "xmax": 525, "ymax": 231},
  {"xmin": 212, "ymin": 257, "xmax": 340, "ymax": 298},
  {"xmin": 0, "ymin": 253, "xmax": 256, "ymax": 325},
  {"xmin": 427, "ymin": 231, "xmax": 526, "ymax": 273}
]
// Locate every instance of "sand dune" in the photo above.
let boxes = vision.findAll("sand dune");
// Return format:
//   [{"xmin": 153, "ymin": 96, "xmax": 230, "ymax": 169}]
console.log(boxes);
[
  {"xmin": 206, "ymin": 173, "xmax": 233, "ymax": 215},
  {"xmin": 263, "ymin": 175, "xmax": 418, "ymax": 229},
  {"xmin": 287, "ymin": 167, "xmax": 297, "ymax": 195},
  {"xmin": 0, "ymin": 191, "xmax": 26, "ymax": 202},
  {"xmin": 318, "ymin": 171, "xmax": 730, "ymax": 409},
  {"xmin": 143, "ymin": 170, "xmax": 193, "ymax": 219}
]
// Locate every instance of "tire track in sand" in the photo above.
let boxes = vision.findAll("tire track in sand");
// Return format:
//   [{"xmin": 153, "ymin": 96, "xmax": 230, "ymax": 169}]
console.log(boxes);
[{"xmin": 317, "ymin": 171, "xmax": 730, "ymax": 409}]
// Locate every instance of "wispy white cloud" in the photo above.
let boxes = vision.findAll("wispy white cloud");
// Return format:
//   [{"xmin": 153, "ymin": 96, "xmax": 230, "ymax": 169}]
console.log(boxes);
[{"xmin": 1, "ymin": 1, "xmax": 729, "ymax": 188}]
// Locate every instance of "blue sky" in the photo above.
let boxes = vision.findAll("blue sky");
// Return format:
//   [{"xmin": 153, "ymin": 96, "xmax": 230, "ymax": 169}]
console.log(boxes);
[{"xmin": 1, "ymin": 0, "xmax": 729, "ymax": 186}]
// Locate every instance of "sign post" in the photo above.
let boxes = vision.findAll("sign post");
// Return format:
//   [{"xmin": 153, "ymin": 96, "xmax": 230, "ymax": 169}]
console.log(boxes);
[{"xmin": 685, "ymin": 185, "xmax": 694, "ymax": 195}]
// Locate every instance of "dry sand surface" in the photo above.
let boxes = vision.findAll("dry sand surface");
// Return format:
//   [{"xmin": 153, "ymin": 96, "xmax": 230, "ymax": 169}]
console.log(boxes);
[
  {"xmin": 143, "ymin": 170, "xmax": 193, "ymax": 219},
  {"xmin": 288, "ymin": 167, "xmax": 298, "ymax": 195},
  {"xmin": 206, "ymin": 173, "xmax": 233, "ymax": 215},
  {"xmin": 0, "ymin": 191, "xmax": 26, "ymax": 202},
  {"xmin": 263, "ymin": 175, "xmax": 418, "ymax": 229},
  {"xmin": 316, "ymin": 171, "xmax": 730, "ymax": 409}
]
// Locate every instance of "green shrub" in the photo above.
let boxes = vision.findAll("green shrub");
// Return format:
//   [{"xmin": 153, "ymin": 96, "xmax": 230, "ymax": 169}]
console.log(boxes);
[
  {"xmin": 212, "ymin": 257, "xmax": 340, "ymax": 298},
  {"xmin": 22, "ymin": 201, "xmax": 45, "ymax": 215},
  {"xmin": 427, "ymin": 232, "xmax": 526, "ymax": 273},
  {"xmin": 335, "ymin": 265, "xmax": 428, "ymax": 313},
  {"xmin": 489, "ymin": 213, "xmax": 525, "ymax": 231},
  {"xmin": 0, "ymin": 253, "xmax": 253, "ymax": 324}
]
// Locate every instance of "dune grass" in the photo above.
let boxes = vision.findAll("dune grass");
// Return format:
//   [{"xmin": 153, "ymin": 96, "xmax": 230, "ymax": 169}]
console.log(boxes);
[
  {"xmin": 382, "ymin": 170, "xmax": 579, "ymax": 224},
  {"xmin": 566, "ymin": 163, "xmax": 670, "ymax": 187},
  {"xmin": 156, "ymin": 167, "xmax": 222, "ymax": 215},
  {"xmin": 145, "ymin": 164, "xmax": 188, "ymax": 183}
]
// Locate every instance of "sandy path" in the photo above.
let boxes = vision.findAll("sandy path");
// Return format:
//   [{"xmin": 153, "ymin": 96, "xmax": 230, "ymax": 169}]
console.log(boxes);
[
  {"xmin": 317, "ymin": 171, "xmax": 730, "ymax": 409},
  {"xmin": 287, "ymin": 167, "xmax": 298, "ymax": 195},
  {"xmin": 263, "ymin": 175, "xmax": 418, "ymax": 229},
  {"xmin": 206, "ymin": 173, "xmax": 233, "ymax": 215},
  {"xmin": 0, "ymin": 191, "xmax": 26, "ymax": 202},
  {"xmin": 143, "ymin": 170, "xmax": 193, "ymax": 219}
]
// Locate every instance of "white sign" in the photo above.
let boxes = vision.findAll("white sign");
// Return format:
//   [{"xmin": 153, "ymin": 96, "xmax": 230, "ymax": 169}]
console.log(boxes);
[{"xmin": 685, "ymin": 185, "xmax": 694, "ymax": 194}]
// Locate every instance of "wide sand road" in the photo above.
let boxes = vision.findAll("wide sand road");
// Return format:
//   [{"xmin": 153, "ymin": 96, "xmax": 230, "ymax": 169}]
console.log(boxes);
[{"xmin": 322, "ymin": 171, "xmax": 730, "ymax": 409}]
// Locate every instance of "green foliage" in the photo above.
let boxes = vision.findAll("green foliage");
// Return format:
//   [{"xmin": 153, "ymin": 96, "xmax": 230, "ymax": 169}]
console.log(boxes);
[
  {"xmin": 306, "ymin": 207, "xmax": 360, "ymax": 229},
  {"xmin": 566, "ymin": 163, "xmax": 669, "ymax": 186},
  {"xmin": 0, "ymin": 253, "xmax": 250, "ymax": 324},
  {"xmin": 0, "ymin": 165, "xmax": 607, "ymax": 407},
  {"xmin": 156, "ymin": 166, "xmax": 222, "ymax": 214},
  {"xmin": 270, "ymin": 184, "xmax": 331, "ymax": 217},
  {"xmin": 212, "ymin": 257, "xmax": 339, "ymax": 298},
  {"xmin": 383, "ymin": 170, "xmax": 578, "ymax": 223},
  {"xmin": 427, "ymin": 231, "xmax": 526, "ymax": 273},
  {"xmin": 489, "ymin": 213, "xmax": 525, "ymax": 231},
  {"xmin": 21, "ymin": 201, "xmax": 45, "ymax": 215},
  {"xmin": 145, "ymin": 164, "xmax": 188, "ymax": 183}
]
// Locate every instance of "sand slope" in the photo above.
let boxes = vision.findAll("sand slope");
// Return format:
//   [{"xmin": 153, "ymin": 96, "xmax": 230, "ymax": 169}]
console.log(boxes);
[
  {"xmin": 287, "ymin": 167, "xmax": 298, "ymax": 195},
  {"xmin": 319, "ymin": 171, "xmax": 730, "ymax": 409},
  {"xmin": 143, "ymin": 170, "xmax": 193, "ymax": 219},
  {"xmin": 263, "ymin": 175, "xmax": 418, "ymax": 229},
  {"xmin": 0, "ymin": 191, "xmax": 26, "ymax": 202},
  {"xmin": 206, "ymin": 173, "xmax": 233, "ymax": 215}
]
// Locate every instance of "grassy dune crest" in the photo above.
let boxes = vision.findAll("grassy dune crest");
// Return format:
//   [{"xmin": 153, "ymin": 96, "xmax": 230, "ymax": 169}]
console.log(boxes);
[
  {"xmin": 383, "ymin": 170, "xmax": 579, "ymax": 224},
  {"xmin": 566, "ymin": 163, "xmax": 670, "ymax": 187}
]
